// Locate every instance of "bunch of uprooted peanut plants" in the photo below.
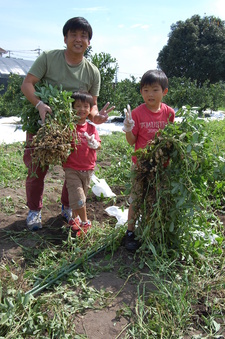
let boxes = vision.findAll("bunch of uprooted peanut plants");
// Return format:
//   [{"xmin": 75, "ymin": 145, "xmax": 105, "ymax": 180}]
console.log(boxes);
[
  {"xmin": 21, "ymin": 82, "xmax": 79, "ymax": 168},
  {"xmin": 131, "ymin": 135, "xmax": 174, "ymax": 222},
  {"xmin": 131, "ymin": 108, "xmax": 223, "ymax": 258},
  {"xmin": 31, "ymin": 118, "xmax": 76, "ymax": 168}
]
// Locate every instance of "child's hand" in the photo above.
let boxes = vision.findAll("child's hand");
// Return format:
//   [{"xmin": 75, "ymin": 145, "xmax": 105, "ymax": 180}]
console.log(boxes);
[
  {"xmin": 84, "ymin": 132, "xmax": 99, "ymax": 149},
  {"xmin": 93, "ymin": 102, "xmax": 115, "ymax": 124},
  {"xmin": 122, "ymin": 104, "xmax": 135, "ymax": 132}
]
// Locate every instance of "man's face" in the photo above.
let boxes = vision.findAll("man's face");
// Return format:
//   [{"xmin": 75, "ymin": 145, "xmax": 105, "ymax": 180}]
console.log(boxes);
[{"xmin": 64, "ymin": 29, "xmax": 90, "ymax": 54}]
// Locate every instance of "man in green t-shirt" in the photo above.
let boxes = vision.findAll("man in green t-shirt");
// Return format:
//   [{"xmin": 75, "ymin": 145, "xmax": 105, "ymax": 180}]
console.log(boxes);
[{"xmin": 21, "ymin": 16, "xmax": 115, "ymax": 231}]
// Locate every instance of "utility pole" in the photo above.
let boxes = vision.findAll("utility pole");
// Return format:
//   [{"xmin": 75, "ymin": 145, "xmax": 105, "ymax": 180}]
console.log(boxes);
[
  {"xmin": 34, "ymin": 47, "xmax": 41, "ymax": 56},
  {"xmin": 115, "ymin": 64, "xmax": 118, "ymax": 85}
]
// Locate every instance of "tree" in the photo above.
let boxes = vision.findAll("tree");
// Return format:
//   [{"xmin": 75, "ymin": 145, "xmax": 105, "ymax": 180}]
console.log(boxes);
[
  {"xmin": 90, "ymin": 52, "xmax": 117, "ymax": 110},
  {"xmin": 113, "ymin": 76, "xmax": 142, "ymax": 115},
  {"xmin": 84, "ymin": 45, "xmax": 93, "ymax": 59},
  {"xmin": 0, "ymin": 73, "xmax": 23, "ymax": 116},
  {"xmin": 157, "ymin": 15, "xmax": 225, "ymax": 85},
  {"xmin": 164, "ymin": 77, "xmax": 225, "ymax": 112}
]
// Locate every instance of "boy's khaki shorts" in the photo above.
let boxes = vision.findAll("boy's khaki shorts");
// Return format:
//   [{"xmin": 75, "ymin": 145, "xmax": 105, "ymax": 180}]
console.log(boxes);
[{"xmin": 64, "ymin": 168, "xmax": 93, "ymax": 210}]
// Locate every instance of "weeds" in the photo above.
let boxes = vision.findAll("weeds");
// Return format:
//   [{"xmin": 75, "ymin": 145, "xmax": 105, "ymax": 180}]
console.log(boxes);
[{"xmin": 0, "ymin": 143, "xmax": 26, "ymax": 188}]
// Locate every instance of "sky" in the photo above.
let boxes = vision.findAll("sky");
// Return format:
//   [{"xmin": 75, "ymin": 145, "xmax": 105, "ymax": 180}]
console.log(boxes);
[{"xmin": 1, "ymin": 0, "xmax": 225, "ymax": 81}]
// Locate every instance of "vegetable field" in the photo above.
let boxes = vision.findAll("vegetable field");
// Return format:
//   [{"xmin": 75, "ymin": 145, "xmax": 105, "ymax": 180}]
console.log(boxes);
[{"xmin": 0, "ymin": 108, "xmax": 225, "ymax": 338}]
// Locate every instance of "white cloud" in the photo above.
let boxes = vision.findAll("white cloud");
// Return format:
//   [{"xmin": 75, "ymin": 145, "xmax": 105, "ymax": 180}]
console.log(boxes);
[
  {"xmin": 131, "ymin": 24, "xmax": 142, "ymax": 28},
  {"xmin": 213, "ymin": 0, "xmax": 225, "ymax": 11},
  {"xmin": 130, "ymin": 24, "xmax": 149, "ymax": 29},
  {"xmin": 206, "ymin": 0, "xmax": 225, "ymax": 19},
  {"xmin": 72, "ymin": 7, "xmax": 108, "ymax": 12}
]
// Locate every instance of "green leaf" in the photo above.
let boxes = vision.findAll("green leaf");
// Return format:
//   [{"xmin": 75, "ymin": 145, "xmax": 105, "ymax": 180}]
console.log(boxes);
[
  {"xmin": 176, "ymin": 195, "xmax": 186, "ymax": 208},
  {"xmin": 169, "ymin": 222, "xmax": 174, "ymax": 232},
  {"xmin": 186, "ymin": 144, "xmax": 192, "ymax": 153}
]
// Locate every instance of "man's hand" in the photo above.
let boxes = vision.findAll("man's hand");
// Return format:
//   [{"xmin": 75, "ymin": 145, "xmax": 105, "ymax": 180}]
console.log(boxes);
[
  {"xmin": 93, "ymin": 102, "xmax": 115, "ymax": 124},
  {"xmin": 123, "ymin": 104, "xmax": 135, "ymax": 132},
  {"xmin": 37, "ymin": 101, "xmax": 52, "ymax": 123},
  {"xmin": 84, "ymin": 132, "xmax": 99, "ymax": 149}
]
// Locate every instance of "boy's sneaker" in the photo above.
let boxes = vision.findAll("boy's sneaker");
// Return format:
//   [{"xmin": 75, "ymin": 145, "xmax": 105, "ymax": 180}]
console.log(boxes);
[
  {"xmin": 26, "ymin": 210, "xmax": 42, "ymax": 231},
  {"xmin": 61, "ymin": 205, "xmax": 72, "ymax": 223},
  {"xmin": 68, "ymin": 217, "xmax": 81, "ymax": 232},
  {"xmin": 124, "ymin": 231, "xmax": 139, "ymax": 251},
  {"xmin": 77, "ymin": 220, "xmax": 92, "ymax": 237}
]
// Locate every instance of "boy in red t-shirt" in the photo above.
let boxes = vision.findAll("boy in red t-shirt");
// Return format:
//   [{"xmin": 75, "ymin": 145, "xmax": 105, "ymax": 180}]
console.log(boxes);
[
  {"xmin": 63, "ymin": 92, "xmax": 101, "ymax": 236},
  {"xmin": 123, "ymin": 69, "xmax": 175, "ymax": 251}
]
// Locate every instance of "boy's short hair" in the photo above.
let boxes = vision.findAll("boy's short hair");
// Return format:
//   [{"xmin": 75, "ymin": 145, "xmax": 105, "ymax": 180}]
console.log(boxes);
[
  {"xmin": 140, "ymin": 69, "xmax": 168, "ymax": 91},
  {"xmin": 71, "ymin": 91, "xmax": 94, "ymax": 108},
  {"xmin": 63, "ymin": 17, "xmax": 93, "ymax": 40}
]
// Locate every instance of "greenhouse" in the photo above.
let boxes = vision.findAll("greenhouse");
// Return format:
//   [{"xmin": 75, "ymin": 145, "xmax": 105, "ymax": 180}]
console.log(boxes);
[{"xmin": 0, "ymin": 56, "xmax": 33, "ymax": 93}]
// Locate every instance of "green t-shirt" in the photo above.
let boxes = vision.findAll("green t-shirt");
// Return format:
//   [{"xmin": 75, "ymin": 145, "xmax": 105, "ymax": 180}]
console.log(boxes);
[{"xmin": 28, "ymin": 49, "xmax": 101, "ymax": 96}]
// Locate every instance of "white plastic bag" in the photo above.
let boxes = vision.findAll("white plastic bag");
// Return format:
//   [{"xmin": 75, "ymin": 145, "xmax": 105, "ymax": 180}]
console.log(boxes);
[
  {"xmin": 91, "ymin": 174, "xmax": 116, "ymax": 198},
  {"xmin": 105, "ymin": 206, "xmax": 128, "ymax": 228}
]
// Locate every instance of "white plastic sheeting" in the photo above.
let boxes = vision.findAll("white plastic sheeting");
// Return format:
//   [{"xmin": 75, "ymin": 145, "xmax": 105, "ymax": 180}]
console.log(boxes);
[
  {"xmin": 0, "ymin": 116, "xmax": 26, "ymax": 144},
  {"xmin": 0, "ymin": 111, "xmax": 224, "ymax": 144},
  {"xmin": 0, "ymin": 116, "xmax": 124, "ymax": 144}
]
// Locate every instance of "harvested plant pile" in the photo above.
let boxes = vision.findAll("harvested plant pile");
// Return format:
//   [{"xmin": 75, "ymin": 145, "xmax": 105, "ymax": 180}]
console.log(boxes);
[
  {"xmin": 21, "ymin": 82, "xmax": 79, "ymax": 167},
  {"xmin": 132, "ymin": 108, "xmax": 224, "ymax": 257},
  {"xmin": 132, "ymin": 136, "xmax": 174, "ymax": 221},
  {"xmin": 31, "ymin": 121, "xmax": 74, "ymax": 167}
]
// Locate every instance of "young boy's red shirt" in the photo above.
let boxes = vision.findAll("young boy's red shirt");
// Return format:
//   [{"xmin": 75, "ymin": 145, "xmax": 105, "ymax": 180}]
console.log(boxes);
[
  {"xmin": 131, "ymin": 102, "xmax": 175, "ymax": 164},
  {"xmin": 63, "ymin": 122, "xmax": 101, "ymax": 171}
]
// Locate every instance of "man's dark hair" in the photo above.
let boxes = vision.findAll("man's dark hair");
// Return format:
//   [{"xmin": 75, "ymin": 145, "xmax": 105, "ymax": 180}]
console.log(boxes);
[
  {"xmin": 71, "ymin": 91, "xmax": 94, "ymax": 108},
  {"xmin": 140, "ymin": 69, "xmax": 168, "ymax": 91},
  {"xmin": 63, "ymin": 17, "xmax": 93, "ymax": 40}
]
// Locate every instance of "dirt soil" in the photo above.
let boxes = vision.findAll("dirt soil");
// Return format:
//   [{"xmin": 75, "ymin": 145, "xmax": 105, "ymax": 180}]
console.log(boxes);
[
  {"xmin": 0, "ymin": 165, "xmax": 145, "ymax": 338},
  {"xmin": 0, "ymin": 164, "xmax": 225, "ymax": 338}
]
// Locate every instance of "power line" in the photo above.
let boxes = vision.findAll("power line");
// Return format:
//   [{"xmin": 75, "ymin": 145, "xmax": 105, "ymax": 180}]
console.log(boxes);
[
  {"xmin": 4, "ymin": 48, "xmax": 42, "ymax": 59},
  {"xmin": 117, "ymin": 71, "xmax": 142, "ymax": 76}
]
